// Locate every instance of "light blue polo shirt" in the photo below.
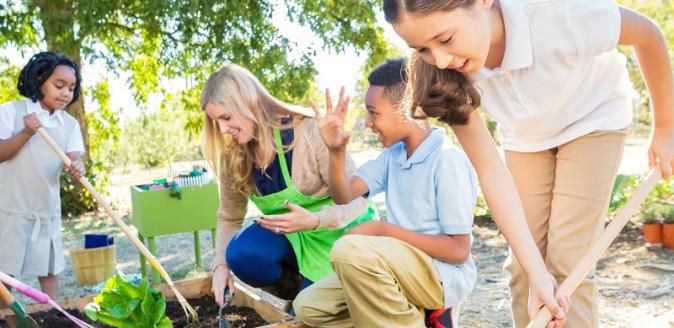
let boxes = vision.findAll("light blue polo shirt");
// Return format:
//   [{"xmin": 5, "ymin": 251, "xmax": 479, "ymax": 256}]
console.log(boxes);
[{"xmin": 355, "ymin": 128, "xmax": 478, "ymax": 307}]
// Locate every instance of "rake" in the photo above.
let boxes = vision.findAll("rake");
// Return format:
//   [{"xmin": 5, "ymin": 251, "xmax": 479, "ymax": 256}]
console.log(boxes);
[
  {"xmin": 527, "ymin": 169, "xmax": 661, "ymax": 328},
  {"xmin": 0, "ymin": 279, "xmax": 38, "ymax": 328},
  {"xmin": 36, "ymin": 128, "xmax": 198, "ymax": 323},
  {"xmin": 0, "ymin": 270, "xmax": 94, "ymax": 328}
]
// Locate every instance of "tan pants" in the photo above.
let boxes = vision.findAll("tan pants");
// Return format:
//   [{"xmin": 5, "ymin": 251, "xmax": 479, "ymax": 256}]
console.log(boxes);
[
  {"xmin": 504, "ymin": 130, "xmax": 627, "ymax": 328},
  {"xmin": 293, "ymin": 235, "xmax": 444, "ymax": 328}
]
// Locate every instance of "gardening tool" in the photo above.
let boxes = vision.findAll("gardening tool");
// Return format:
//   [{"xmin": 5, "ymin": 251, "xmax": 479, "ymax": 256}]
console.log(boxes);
[
  {"xmin": 0, "ymin": 280, "xmax": 38, "ymax": 328},
  {"xmin": 218, "ymin": 288, "xmax": 233, "ymax": 328},
  {"xmin": 527, "ymin": 169, "xmax": 661, "ymax": 328},
  {"xmin": 0, "ymin": 270, "xmax": 94, "ymax": 328},
  {"xmin": 35, "ymin": 128, "xmax": 199, "ymax": 323}
]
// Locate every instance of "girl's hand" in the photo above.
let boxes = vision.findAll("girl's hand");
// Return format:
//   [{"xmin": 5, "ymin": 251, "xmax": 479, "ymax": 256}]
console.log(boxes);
[
  {"xmin": 345, "ymin": 221, "xmax": 390, "ymax": 236},
  {"xmin": 65, "ymin": 158, "xmax": 86, "ymax": 180},
  {"xmin": 256, "ymin": 200, "xmax": 320, "ymax": 233},
  {"xmin": 310, "ymin": 87, "xmax": 352, "ymax": 152},
  {"xmin": 648, "ymin": 127, "xmax": 674, "ymax": 180},
  {"xmin": 212, "ymin": 264, "xmax": 235, "ymax": 308},
  {"xmin": 528, "ymin": 272, "xmax": 569, "ymax": 328},
  {"xmin": 21, "ymin": 114, "xmax": 41, "ymax": 135}
]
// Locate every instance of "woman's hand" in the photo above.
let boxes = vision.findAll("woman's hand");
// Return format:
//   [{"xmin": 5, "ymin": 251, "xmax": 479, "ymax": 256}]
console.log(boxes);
[
  {"xmin": 65, "ymin": 158, "xmax": 86, "ymax": 180},
  {"xmin": 256, "ymin": 200, "xmax": 320, "ymax": 234},
  {"xmin": 648, "ymin": 126, "xmax": 674, "ymax": 180},
  {"xmin": 310, "ymin": 87, "xmax": 352, "ymax": 152},
  {"xmin": 21, "ymin": 114, "xmax": 41, "ymax": 135},
  {"xmin": 528, "ymin": 272, "xmax": 569, "ymax": 328},
  {"xmin": 212, "ymin": 264, "xmax": 235, "ymax": 308}
]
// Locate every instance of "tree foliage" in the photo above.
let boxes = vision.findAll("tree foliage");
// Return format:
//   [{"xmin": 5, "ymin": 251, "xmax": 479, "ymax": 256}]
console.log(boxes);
[
  {"xmin": 1, "ymin": 0, "xmax": 386, "ymax": 108},
  {"xmin": 0, "ymin": 57, "xmax": 21, "ymax": 104}
]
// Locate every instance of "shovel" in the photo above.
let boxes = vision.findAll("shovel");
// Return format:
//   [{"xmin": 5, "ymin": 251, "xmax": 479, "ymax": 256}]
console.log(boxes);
[
  {"xmin": 527, "ymin": 169, "xmax": 661, "ymax": 328},
  {"xmin": 219, "ymin": 288, "xmax": 233, "ymax": 328},
  {"xmin": 0, "ymin": 282, "xmax": 38, "ymax": 328}
]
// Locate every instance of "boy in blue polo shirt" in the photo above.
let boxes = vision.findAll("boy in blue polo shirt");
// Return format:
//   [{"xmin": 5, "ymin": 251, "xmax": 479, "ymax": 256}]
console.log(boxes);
[{"xmin": 293, "ymin": 58, "xmax": 478, "ymax": 328}]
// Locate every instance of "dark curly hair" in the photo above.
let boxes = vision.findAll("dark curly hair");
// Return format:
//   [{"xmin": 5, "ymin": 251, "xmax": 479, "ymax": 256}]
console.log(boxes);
[
  {"xmin": 383, "ymin": 0, "xmax": 480, "ymax": 125},
  {"xmin": 17, "ymin": 51, "xmax": 82, "ymax": 106},
  {"xmin": 367, "ymin": 58, "xmax": 407, "ymax": 110}
]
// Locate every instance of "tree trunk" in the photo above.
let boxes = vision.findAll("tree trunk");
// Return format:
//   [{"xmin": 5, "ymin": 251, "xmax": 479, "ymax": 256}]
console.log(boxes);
[{"xmin": 35, "ymin": 0, "xmax": 90, "ymax": 157}]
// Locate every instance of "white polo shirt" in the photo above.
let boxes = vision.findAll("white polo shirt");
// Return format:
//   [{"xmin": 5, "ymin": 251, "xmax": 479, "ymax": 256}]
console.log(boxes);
[
  {"xmin": 471, "ymin": 0, "xmax": 632, "ymax": 152},
  {"xmin": 0, "ymin": 99, "xmax": 84, "ymax": 153}
]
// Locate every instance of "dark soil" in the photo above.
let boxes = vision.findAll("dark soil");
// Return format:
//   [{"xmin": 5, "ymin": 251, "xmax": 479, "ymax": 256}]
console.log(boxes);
[
  {"xmin": 167, "ymin": 296, "xmax": 268, "ymax": 328},
  {"xmin": 0, "ymin": 296, "xmax": 268, "ymax": 328}
]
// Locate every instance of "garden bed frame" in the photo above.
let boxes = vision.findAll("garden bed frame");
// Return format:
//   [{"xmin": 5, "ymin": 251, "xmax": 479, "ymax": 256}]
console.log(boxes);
[{"xmin": 0, "ymin": 276, "xmax": 306, "ymax": 328}]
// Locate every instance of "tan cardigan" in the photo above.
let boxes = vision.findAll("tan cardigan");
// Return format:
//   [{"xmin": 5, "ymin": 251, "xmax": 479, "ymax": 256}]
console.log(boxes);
[{"xmin": 211, "ymin": 118, "xmax": 368, "ymax": 270}]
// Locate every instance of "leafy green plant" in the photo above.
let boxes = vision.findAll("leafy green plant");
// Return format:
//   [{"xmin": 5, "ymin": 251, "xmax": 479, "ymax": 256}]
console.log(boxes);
[
  {"xmin": 85, "ymin": 274, "xmax": 172, "ymax": 328},
  {"xmin": 640, "ymin": 205, "xmax": 659, "ymax": 225},
  {"xmin": 661, "ymin": 205, "xmax": 674, "ymax": 225},
  {"xmin": 609, "ymin": 174, "xmax": 639, "ymax": 214}
]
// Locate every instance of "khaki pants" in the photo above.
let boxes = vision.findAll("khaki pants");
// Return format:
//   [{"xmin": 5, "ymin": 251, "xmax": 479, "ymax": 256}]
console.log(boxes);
[
  {"xmin": 504, "ymin": 130, "xmax": 627, "ymax": 328},
  {"xmin": 293, "ymin": 235, "xmax": 444, "ymax": 328}
]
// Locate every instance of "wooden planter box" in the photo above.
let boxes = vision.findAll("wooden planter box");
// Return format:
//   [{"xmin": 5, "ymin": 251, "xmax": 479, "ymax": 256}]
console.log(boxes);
[{"xmin": 0, "ymin": 276, "xmax": 306, "ymax": 328}]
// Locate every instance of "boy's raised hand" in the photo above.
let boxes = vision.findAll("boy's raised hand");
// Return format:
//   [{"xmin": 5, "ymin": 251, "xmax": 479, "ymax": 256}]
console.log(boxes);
[{"xmin": 310, "ymin": 87, "xmax": 352, "ymax": 152}]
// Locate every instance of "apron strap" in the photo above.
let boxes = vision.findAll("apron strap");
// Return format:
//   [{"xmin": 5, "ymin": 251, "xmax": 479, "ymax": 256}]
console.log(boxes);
[
  {"xmin": 30, "ymin": 214, "xmax": 42, "ymax": 242},
  {"xmin": 272, "ymin": 127, "xmax": 293, "ymax": 187}
]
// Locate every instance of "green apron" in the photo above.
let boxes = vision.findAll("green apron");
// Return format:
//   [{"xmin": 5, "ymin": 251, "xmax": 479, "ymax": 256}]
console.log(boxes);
[{"xmin": 249, "ymin": 128, "xmax": 377, "ymax": 282}]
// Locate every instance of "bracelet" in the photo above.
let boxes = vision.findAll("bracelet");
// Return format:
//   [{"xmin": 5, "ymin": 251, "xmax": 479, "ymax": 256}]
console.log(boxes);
[{"xmin": 313, "ymin": 213, "xmax": 322, "ymax": 230}]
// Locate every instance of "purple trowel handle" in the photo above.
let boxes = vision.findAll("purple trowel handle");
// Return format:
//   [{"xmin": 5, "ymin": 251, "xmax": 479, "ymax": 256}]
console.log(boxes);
[{"xmin": 0, "ymin": 270, "xmax": 51, "ymax": 304}]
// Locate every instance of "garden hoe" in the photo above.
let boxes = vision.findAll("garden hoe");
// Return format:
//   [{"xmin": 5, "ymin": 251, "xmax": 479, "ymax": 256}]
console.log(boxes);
[
  {"xmin": 35, "ymin": 128, "xmax": 199, "ymax": 323},
  {"xmin": 527, "ymin": 169, "xmax": 661, "ymax": 328},
  {"xmin": 0, "ymin": 280, "xmax": 38, "ymax": 328}
]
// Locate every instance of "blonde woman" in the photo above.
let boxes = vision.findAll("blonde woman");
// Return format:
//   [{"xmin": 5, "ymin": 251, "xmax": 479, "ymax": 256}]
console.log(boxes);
[{"xmin": 201, "ymin": 64, "xmax": 377, "ymax": 306}]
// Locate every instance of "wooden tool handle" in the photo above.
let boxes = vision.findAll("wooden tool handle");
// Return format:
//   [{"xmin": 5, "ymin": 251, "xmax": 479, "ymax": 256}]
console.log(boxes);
[
  {"xmin": 527, "ymin": 169, "xmax": 661, "ymax": 328},
  {"xmin": 0, "ymin": 280, "xmax": 15, "ymax": 305},
  {"xmin": 36, "ymin": 128, "xmax": 176, "ymax": 285}
]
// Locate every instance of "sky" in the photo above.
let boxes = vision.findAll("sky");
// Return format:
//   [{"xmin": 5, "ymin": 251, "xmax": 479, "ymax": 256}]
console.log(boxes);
[{"xmin": 0, "ymin": 5, "xmax": 410, "ymax": 121}]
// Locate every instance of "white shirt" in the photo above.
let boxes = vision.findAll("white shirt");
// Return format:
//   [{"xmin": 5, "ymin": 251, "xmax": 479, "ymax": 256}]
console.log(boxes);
[
  {"xmin": 471, "ymin": 0, "xmax": 632, "ymax": 152},
  {"xmin": 0, "ymin": 99, "xmax": 85, "ymax": 153}
]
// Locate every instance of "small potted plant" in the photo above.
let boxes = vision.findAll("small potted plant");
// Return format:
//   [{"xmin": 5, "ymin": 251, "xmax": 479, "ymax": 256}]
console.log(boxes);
[
  {"xmin": 662, "ymin": 204, "xmax": 674, "ymax": 249},
  {"xmin": 641, "ymin": 206, "xmax": 663, "ymax": 244}
]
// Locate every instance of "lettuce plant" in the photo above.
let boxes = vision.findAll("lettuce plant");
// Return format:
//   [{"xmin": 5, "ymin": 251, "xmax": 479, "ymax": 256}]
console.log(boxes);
[{"xmin": 85, "ymin": 274, "xmax": 172, "ymax": 328}]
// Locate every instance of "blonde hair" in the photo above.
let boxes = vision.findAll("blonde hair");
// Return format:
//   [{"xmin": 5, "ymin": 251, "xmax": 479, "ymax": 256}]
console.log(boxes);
[{"xmin": 201, "ymin": 64, "xmax": 305, "ymax": 195}]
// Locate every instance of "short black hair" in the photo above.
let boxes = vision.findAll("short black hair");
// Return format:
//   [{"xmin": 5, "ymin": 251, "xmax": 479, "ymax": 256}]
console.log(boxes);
[
  {"xmin": 17, "ymin": 51, "xmax": 82, "ymax": 106},
  {"xmin": 367, "ymin": 58, "xmax": 407, "ymax": 108},
  {"xmin": 368, "ymin": 58, "xmax": 407, "ymax": 87}
]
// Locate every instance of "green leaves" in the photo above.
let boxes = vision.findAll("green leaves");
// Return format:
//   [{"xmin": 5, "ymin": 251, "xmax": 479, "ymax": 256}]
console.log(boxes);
[
  {"xmin": 2, "ymin": 0, "xmax": 388, "ymax": 111},
  {"xmin": 85, "ymin": 274, "xmax": 173, "ymax": 328}
]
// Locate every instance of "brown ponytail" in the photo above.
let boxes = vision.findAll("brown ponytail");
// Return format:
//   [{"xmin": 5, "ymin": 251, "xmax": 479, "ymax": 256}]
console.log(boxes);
[{"xmin": 405, "ymin": 52, "xmax": 480, "ymax": 125}]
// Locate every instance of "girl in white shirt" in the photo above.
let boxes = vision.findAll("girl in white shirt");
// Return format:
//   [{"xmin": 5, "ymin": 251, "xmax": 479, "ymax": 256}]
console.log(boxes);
[
  {"xmin": 383, "ymin": 1, "xmax": 674, "ymax": 327},
  {"xmin": 0, "ymin": 51, "xmax": 86, "ymax": 299}
]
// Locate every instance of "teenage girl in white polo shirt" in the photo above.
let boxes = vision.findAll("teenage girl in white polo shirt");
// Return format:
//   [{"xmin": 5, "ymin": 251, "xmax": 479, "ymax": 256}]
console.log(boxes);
[
  {"xmin": 0, "ymin": 52, "xmax": 86, "ymax": 299},
  {"xmin": 382, "ymin": 1, "xmax": 674, "ymax": 327}
]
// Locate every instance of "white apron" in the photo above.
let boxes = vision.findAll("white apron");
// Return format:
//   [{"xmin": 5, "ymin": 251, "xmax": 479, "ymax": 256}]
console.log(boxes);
[{"xmin": 0, "ymin": 100, "xmax": 76, "ymax": 276}]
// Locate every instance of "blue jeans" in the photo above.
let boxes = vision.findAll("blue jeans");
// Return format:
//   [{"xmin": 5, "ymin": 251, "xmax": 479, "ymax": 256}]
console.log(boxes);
[{"xmin": 226, "ymin": 223, "xmax": 312, "ymax": 289}]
